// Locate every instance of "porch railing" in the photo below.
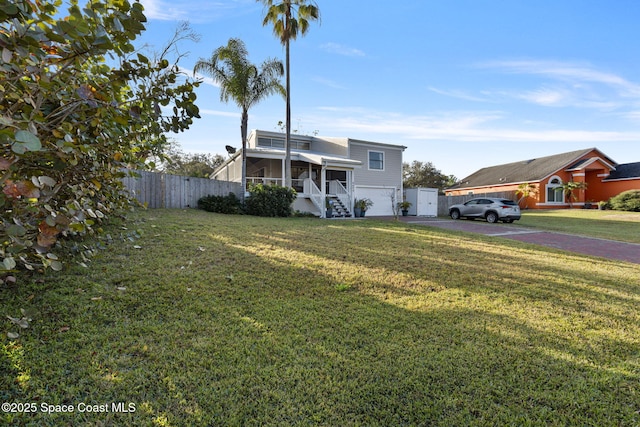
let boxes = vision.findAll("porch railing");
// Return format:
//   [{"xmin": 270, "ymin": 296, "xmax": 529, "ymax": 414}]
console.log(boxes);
[
  {"xmin": 306, "ymin": 178, "xmax": 324, "ymax": 213},
  {"xmin": 246, "ymin": 177, "xmax": 304, "ymax": 192},
  {"xmin": 292, "ymin": 178, "xmax": 304, "ymax": 193},
  {"xmin": 246, "ymin": 177, "xmax": 282, "ymax": 188}
]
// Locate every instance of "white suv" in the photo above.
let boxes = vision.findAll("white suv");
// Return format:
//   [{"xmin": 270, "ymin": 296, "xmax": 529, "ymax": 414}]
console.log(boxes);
[{"xmin": 449, "ymin": 198, "xmax": 521, "ymax": 223}]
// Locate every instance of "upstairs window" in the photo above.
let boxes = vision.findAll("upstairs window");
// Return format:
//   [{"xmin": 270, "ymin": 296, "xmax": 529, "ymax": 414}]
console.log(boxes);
[
  {"xmin": 257, "ymin": 137, "xmax": 309, "ymax": 150},
  {"xmin": 368, "ymin": 151, "xmax": 384, "ymax": 170}
]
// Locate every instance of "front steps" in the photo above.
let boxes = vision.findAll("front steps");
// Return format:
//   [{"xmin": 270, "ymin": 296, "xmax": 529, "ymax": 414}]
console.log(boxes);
[{"xmin": 326, "ymin": 196, "xmax": 351, "ymax": 218}]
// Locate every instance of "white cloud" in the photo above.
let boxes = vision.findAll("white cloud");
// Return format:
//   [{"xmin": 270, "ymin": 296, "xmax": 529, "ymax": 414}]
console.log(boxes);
[
  {"xmin": 312, "ymin": 76, "xmax": 346, "ymax": 90},
  {"xmin": 139, "ymin": 0, "xmax": 256, "ymax": 22},
  {"xmin": 479, "ymin": 59, "xmax": 640, "ymax": 98},
  {"xmin": 199, "ymin": 109, "xmax": 240, "ymax": 118},
  {"xmin": 138, "ymin": 0, "xmax": 187, "ymax": 20},
  {"xmin": 428, "ymin": 87, "xmax": 493, "ymax": 103},
  {"xmin": 178, "ymin": 66, "xmax": 219, "ymax": 88},
  {"xmin": 309, "ymin": 106, "xmax": 640, "ymax": 143},
  {"xmin": 517, "ymin": 87, "xmax": 569, "ymax": 106},
  {"xmin": 319, "ymin": 42, "xmax": 365, "ymax": 57}
]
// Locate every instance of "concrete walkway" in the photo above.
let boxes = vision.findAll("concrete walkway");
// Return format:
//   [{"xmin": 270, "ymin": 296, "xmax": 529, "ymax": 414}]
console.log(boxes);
[{"xmin": 387, "ymin": 217, "xmax": 640, "ymax": 264}]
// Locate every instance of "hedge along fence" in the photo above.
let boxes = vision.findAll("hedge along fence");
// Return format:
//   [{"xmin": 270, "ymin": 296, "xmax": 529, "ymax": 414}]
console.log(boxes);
[
  {"xmin": 437, "ymin": 191, "xmax": 518, "ymax": 216},
  {"xmin": 122, "ymin": 170, "xmax": 242, "ymax": 209}
]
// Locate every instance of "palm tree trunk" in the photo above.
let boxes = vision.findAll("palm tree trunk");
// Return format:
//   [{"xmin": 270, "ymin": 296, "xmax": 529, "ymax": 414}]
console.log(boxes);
[
  {"xmin": 284, "ymin": 36, "xmax": 292, "ymax": 189},
  {"xmin": 241, "ymin": 109, "xmax": 248, "ymax": 201}
]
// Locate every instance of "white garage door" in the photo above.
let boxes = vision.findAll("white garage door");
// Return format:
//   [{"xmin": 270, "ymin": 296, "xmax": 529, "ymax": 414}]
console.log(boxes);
[{"xmin": 355, "ymin": 186, "xmax": 398, "ymax": 216}]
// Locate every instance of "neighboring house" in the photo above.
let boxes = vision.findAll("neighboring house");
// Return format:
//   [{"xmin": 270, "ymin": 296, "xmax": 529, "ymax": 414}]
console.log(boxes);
[
  {"xmin": 211, "ymin": 130, "xmax": 406, "ymax": 217},
  {"xmin": 445, "ymin": 147, "xmax": 640, "ymax": 208}
]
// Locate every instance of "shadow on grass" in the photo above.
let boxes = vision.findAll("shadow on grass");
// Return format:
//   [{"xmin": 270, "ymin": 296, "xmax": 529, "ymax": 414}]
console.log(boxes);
[{"xmin": 1, "ymin": 210, "xmax": 639, "ymax": 426}]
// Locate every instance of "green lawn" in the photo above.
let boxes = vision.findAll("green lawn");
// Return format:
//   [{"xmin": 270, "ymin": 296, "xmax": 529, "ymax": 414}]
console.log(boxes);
[
  {"xmin": 517, "ymin": 209, "xmax": 640, "ymax": 243},
  {"xmin": 2, "ymin": 209, "xmax": 639, "ymax": 426}
]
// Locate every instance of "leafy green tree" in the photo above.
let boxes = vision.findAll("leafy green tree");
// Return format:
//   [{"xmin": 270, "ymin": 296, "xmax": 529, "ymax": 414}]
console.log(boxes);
[
  {"xmin": 402, "ymin": 161, "xmax": 457, "ymax": 194},
  {"xmin": 258, "ymin": 0, "xmax": 320, "ymax": 188},
  {"xmin": 0, "ymin": 0, "xmax": 200, "ymax": 277},
  {"xmin": 160, "ymin": 141, "xmax": 225, "ymax": 178},
  {"xmin": 194, "ymin": 38, "xmax": 284, "ymax": 196}
]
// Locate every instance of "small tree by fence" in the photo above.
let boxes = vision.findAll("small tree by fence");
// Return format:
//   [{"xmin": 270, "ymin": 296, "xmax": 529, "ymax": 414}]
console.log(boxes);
[
  {"xmin": 437, "ymin": 191, "xmax": 517, "ymax": 216},
  {"xmin": 122, "ymin": 170, "xmax": 242, "ymax": 208}
]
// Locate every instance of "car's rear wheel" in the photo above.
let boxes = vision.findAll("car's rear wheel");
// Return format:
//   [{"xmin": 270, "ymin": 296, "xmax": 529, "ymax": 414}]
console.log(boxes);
[
  {"xmin": 486, "ymin": 212, "xmax": 498, "ymax": 223},
  {"xmin": 450, "ymin": 209, "xmax": 461, "ymax": 220}
]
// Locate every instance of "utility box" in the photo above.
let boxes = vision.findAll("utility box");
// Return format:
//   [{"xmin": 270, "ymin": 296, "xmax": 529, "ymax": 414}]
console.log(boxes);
[{"xmin": 405, "ymin": 188, "xmax": 438, "ymax": 216}]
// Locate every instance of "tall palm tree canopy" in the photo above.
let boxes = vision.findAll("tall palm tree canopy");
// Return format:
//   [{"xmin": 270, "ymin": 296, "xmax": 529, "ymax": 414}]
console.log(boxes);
[
  {"xmin": 260, "ymin": 0, "xmax": 320, "ymax": 44},
  {"xmin": 258, "ymin": 0, "xmax": 320, "ymax": 188},
  {"xmin": 193, "ymin": 38, "xmax": 285, "ymax": 113}
]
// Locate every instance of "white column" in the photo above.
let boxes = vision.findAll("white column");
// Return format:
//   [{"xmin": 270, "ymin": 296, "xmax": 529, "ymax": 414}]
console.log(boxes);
[
  {"xmin": 321, "ymin": 163, "xmax": 327, "ymax": 218},
  {"xmin": 281, "ymin": 157, "xmax": 285, "ymax": 187},
  {"xmin": 348, "ymin": 170, "xmax": 354, "ymax": 213}
]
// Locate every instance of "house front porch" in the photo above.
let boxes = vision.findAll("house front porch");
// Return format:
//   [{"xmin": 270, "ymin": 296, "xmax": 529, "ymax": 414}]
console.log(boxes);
[{"xmin": 245, "ymin": 152, "xmax": 361, "ymax": 218}]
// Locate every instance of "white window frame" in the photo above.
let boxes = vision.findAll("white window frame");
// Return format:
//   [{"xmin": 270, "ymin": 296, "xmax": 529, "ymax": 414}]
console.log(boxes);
[
  {"xmin": 546, "ymin": 176, "xmax": 564, "ymax": 204},
  {"xmin": 368, "ymin": 150, "xmax": 385, "ymax": 171}
]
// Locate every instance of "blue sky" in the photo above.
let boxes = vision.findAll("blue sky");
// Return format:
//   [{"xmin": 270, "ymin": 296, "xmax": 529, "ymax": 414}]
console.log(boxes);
[{"xmin": 136, "ymin": 0, "xmax": 640, "ymax": 179}]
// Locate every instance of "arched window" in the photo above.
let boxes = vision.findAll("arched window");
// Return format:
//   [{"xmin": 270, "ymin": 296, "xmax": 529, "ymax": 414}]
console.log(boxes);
[{"xmin": 546, "ymin": 176, "xmax": 564, "ymax": 203}]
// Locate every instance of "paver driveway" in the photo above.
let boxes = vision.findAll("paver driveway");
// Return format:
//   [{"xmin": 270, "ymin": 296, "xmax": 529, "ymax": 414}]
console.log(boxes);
[{"xmin": 396, "ymin": 217, "xmax": 640, "ymax": 264}]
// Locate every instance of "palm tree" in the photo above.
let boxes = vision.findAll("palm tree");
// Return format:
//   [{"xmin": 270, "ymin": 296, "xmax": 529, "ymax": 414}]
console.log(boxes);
[
  {"xmin": 258, "ymin": 0, "xmax": 320, "ymax": 188},
  {"xmin": 562, "ymin": 180, "xmax": 588, "ymax": 208},
  {"xmin": 194, "ymin": 38, "xmax": 285, "ymax": 197},
  {"xmin": 516, "ymin": 182, "xmax": 538, "ymax": 209}
]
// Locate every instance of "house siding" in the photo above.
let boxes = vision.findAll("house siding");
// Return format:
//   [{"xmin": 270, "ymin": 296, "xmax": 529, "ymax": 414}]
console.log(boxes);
[
  {"xmin": 350, "ymin": 142, "xmax": 403, "ymax": 187},
  {"xmin": 312, "ymin": 137, "xmax": 349, "ymax": 157},
  {"xmin": 247, "ymin": 130, "xmax": 349, "ymax": 157}
]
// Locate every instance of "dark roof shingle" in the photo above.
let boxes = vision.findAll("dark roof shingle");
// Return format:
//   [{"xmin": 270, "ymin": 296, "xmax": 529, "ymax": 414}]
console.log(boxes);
[
  {"xmin": 448, "ymin": 148, "xmax": 600, "ymax": 190},
  {"xmin": 605, "ymin": 162, "xmax": 640, "ymax": 180}
]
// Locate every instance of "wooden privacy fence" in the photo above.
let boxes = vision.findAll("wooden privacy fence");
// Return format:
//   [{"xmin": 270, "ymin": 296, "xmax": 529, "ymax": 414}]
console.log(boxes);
[
  {"xmin": 437, "ymin": 191, "xmax": 518, "ymax": 216},
  {"xmin": 121, "ymin": 170, "xmax": 242, "ymax": 209}
]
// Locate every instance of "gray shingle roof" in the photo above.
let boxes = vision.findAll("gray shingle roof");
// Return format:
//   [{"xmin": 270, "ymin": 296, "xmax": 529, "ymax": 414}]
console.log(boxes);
[
  {"xmin": 448, "ymin": 148, "xmax": 601, "ymax": 190},
  {"xmin": 604, "ymin": 162, "xmax": 640, "ymax": 180}
]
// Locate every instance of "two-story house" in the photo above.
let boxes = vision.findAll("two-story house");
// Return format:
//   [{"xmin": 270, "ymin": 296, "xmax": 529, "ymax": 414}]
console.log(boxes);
[{"xmin": 211, "ymin": 130, "xmax": 406, "ymax": 217}]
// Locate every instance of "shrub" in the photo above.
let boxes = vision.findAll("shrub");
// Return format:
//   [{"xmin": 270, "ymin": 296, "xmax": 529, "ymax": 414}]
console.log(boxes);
[
  {"xmin": 197, "ymin": 193, "xmax": 243, "ymax": 214},
  {"xmin": 245, "ymin": 184, "xmax": 297, "ymax": 217},
  {"xmin": 609, "ymin": 190, "xmax": 640, "ymax": 212},
  {"xmin": 0, "ymin": 2, "xmax": 199, "ymax": 278}
]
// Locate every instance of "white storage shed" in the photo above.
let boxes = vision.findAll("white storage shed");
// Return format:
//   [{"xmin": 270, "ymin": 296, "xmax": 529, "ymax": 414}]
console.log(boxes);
[{"xmin": 405, "ymin": 188, "xmax": 438, "ymax": 217}]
